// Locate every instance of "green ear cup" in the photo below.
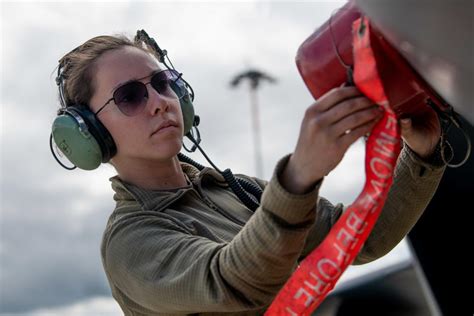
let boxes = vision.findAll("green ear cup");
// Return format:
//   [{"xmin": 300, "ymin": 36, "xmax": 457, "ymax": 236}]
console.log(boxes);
[
  {"xmin": 180, "ymin": 94, "xmax": 195, "ymax": 135},
  {"xmin": 170, "ymin": 79, "xmax": 195, "ymax": 135},
  {"xmin": 52, "ymin": 114, "xmax": 102, "ymax": 170}
]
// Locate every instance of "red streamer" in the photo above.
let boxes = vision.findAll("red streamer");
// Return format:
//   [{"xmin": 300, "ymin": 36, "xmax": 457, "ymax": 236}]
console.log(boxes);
[{"xmin": 265, "ymin": 17, "xmax": 401, "ymax": 315}]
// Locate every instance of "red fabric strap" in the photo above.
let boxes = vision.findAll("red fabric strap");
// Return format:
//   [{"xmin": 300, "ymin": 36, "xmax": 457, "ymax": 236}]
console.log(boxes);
[{"xmin": 265, "ymin": 17, "xmax": 401, "ymax": 315}]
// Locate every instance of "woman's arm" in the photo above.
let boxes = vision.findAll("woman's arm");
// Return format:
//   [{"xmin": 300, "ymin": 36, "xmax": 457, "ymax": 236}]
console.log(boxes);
[
  {"xmin": 297, "ymin": 143, "xmax": 446, "ymax": 263},
  {"xmin": 354, "ymin": 143, "xmax": 445, "ymax": 264},
  {"xmin": 298, "ymin": 105, "xmax": 445, "ymax": 263}
]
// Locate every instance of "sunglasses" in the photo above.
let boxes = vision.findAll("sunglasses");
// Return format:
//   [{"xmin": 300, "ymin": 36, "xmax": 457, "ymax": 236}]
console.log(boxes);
[{"xmin": 94, "ymin": 69, "xmax": 186, "ymax": 117}]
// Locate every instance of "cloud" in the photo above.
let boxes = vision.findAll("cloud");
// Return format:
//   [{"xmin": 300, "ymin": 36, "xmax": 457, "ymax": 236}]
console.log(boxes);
[{"xmin": 0, "ymin": 165, "xmax": 115, "ymax": 312}]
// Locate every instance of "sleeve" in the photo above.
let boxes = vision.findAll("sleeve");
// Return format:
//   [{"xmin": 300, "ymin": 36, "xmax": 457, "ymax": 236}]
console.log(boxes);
[
  {"xmin": 354, "ymin": 143, "xmax": 446, "ymax": 264},
  {"xmin": 102, "ymin": 155, "xmax": 322, "ymax": 314},
  {"xmin": 298, "ymin": 144, "xmax": 446, "ymax": 264}
]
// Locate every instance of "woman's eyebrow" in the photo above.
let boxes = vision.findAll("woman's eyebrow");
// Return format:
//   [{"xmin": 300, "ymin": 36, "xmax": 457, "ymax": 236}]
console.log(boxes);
[{"xmin": 110, "ymin": 69, "xmax": 161, "ymax": 93}]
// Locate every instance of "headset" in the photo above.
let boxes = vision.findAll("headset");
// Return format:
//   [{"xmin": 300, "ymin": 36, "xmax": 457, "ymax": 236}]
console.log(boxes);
[
  {"xmin": 50, "ymin": 29, "xmax": 263, "ymax": 212},
  {"xmin": 50, "ymin": 29, "xmax": 200, "ymax": 170}
]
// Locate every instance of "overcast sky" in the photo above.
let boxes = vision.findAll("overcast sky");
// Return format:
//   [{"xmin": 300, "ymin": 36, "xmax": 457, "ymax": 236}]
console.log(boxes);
[{"xmin": 1, "ymin": 1, "xmax": 410, "ymax": 315}]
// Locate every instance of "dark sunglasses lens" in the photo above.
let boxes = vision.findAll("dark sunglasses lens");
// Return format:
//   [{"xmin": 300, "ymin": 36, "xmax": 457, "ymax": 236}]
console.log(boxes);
[
  {"xmin": 151, "ymin": 70, "xmax": 185, "ymax": 99},
  {"xmin": 113, "ymin": 82, "xmax": 147, "ymax": 116},
  {"xmin": 150, "ymin": 71, "xmax": 172, "ymax": 95}
]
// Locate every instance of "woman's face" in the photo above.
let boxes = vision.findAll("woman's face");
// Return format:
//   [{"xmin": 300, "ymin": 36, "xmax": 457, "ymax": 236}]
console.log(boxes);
[{"xmin": 89, "ymin": 46, "xmax": 184, "ymax": 165}]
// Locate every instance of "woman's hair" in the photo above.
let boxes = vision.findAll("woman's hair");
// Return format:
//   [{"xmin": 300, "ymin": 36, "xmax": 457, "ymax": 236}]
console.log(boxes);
[{"xmin": 57, "ymin": 34, "xmax": 151, "ymax": 107}]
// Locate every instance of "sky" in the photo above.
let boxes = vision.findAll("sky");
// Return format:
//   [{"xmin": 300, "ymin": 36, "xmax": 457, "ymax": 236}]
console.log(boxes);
[{"xmin": 1, "ymin": 1, "xmax": 411, "ymax": 315}]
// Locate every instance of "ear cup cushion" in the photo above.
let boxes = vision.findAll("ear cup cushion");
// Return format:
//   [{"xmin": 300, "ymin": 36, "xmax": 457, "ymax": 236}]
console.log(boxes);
[{"xmin": 69, "ymin": 106, "xmax": 117, "ymax": 162}]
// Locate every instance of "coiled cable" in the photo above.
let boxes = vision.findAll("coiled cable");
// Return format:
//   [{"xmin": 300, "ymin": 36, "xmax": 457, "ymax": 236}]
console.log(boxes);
[{"xmin": 178, "ymin": 136, "xmax": 263, "ymax": 212}]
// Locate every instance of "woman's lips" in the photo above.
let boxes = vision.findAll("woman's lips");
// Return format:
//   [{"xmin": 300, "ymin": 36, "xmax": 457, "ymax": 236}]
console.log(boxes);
[{"xmin": 151, "ymin": 120, "xmax": 178, "ymax": 136}]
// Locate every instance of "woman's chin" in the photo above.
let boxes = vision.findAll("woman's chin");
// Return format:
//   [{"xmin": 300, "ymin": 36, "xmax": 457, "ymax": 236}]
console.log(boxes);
[{"xmin": 150, "ymin": 141, "xmax": 183, "ymax": 159}]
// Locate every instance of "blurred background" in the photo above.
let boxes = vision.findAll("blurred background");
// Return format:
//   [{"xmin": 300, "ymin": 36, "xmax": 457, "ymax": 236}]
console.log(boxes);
[{"xmin": 0, "ymin": 1, "xmax": 443, "ymax": 315}]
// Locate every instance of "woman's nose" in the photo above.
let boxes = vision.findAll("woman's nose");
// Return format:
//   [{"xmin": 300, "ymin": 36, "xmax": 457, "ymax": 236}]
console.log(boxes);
[{"xmin": 146, "ymin": 86, "xmax": 169, "ymax": 115}]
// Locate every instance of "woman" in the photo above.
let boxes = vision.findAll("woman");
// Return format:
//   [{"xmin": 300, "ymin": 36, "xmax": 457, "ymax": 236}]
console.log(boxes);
[{"xmin": 53, "ymin": 32, "xmax": 445, "ymax": 315}]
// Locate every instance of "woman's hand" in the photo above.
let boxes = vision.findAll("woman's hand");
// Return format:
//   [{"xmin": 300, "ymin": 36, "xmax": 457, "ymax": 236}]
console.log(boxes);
[
  {"xmin": 281, "ymin": 87, "xmax": 383, "ymax": 194},
  {"xmin": 400, "ymin": 107, "xmax": 441, "ymax": 159}
]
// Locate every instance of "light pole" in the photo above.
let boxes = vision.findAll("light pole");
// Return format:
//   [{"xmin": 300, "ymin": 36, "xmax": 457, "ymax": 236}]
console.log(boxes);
[{"xmin": 230, "ymin": 69, "xmax": 276, "ymax": 178}]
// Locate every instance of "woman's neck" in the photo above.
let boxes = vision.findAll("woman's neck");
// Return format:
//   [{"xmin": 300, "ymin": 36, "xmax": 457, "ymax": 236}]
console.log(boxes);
[{"xmin": 113, "ymin": 155, "xmax": 187, "ymax": 190}]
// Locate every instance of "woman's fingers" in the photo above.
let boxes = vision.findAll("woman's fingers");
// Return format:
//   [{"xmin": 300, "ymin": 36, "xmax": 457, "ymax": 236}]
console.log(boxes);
[
  {"xmin": 400, "ymin": 109, "xmax": 441, "ymax": 158},
  {"xmin": 310, "ymin": 86, "xmax": 362, "ymax": 113},
  {"xmin": 339, "ymin": 116, "xmax": 381, "ymax": 148},
  {"xmin": 331, "ymin": 106, "xmax": 383, "ymax": 137},
  {"xmin": 289, "ymin": 86, "xmax": 385, "ymax": 188},
  {"xmin": 324, "ymin": 96, "xmax": 378, "ymax": 124}
]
